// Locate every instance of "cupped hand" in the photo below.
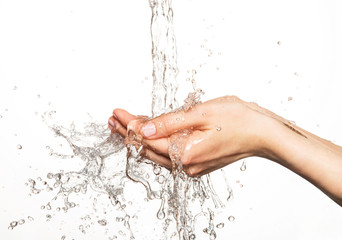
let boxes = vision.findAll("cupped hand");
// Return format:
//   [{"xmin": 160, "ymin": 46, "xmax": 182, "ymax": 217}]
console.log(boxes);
[
  {"xmin": 109, "ymin": 96, "xmax": 276, "ymax": 177},
  {"xmin": 108, "ymin": 109, "xmax": 172, "ymax": 169}
]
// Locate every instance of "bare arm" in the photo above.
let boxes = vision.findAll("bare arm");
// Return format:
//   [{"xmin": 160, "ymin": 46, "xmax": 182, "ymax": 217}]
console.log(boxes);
[
  {"xmin": 264, "ymin": 119, "xmax": 342, "ymax": 206},
  {"xmin": 108, "ymin": 96, "xmax": 342, "ymax": 206}
]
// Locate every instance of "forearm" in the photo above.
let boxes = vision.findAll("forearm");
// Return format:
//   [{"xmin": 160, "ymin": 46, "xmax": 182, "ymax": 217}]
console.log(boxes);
[{"xmin": 264, "ymin": 119, "xmax": 342, "ymax": 206}]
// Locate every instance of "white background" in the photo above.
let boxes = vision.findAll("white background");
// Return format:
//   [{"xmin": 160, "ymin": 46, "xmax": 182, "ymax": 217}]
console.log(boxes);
[{"xmin": 1, "ymin": 0, "xmax": 342, "ymax": 239}]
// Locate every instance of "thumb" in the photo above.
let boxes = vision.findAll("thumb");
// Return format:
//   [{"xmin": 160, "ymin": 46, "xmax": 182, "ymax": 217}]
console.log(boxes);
[{"xmin": 138, "ymin": 109, "xmax": 204, "ymax": 139}]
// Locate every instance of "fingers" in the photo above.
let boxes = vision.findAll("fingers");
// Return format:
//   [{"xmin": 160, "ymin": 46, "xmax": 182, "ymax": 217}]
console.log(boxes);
[
  {"xmin": 108, "ymin": 109, "xmax": 171, "ymax": 169},
  {"xmin": 142, "ymin": 148, "xmax": 172, "ymax": 169},
  {"xmin": 109, "ymin": 117, "xmax": 128, "ymax": 136},
  {"xmin": 113, "ymin": 108, "xmax": 136, "ymax": 127},
  {"xmin": 108, "ymin": 108, "xmax": 136, "ymax": 135},
  {"xmin": 181, "ymin": 130, "xmax": 220, "ymax": 166},
  {"xmin": 108, "ymin": 116, "xmax": 116, "ymax": 133},
  {"xmin": 180, "ymin": 130, "xmax": 232, "ymax": 176},
  {"xmin": 144, "ymin": 138, "xmax": 169, "ymax": 156},
  {"xmin": 109, "ymin": 115, "xmax": 169, "ymax": 156},
  {"xmin": 132, "ymin": 108, "xmax": 205, "ymax": 140}
]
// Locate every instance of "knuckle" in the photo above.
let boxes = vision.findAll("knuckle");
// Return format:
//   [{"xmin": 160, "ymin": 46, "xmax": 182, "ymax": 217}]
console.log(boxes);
[
  {"xmin": 181, "ymin": 154, "xmax": 193, "ymax": 166},
  {"xmin": 158, "ymin": 119, "xmax": 170, "ymax": 136},
  {"xmin": 185, "ymin": 166, "xmax": 200, "ymax": 177}
]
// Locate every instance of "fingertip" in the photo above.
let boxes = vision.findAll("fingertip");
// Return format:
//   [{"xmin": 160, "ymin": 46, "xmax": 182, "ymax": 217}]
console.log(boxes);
[
  {"xmin": 113, "ymin": 108, "xmax": 136, "ymax": 126},
  {"xmin": 108, "ymin": 117, "xmax": 116, "ymax": 133},
  {"xmin": 112, "ymin": 108, "xmax": 123, "ymax": 120},
  {"xmin": 108, "ymin": 117, "xmax": 115, "ymax": 128}
]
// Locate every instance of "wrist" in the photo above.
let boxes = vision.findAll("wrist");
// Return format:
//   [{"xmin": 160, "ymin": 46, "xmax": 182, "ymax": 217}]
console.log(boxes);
[
  {"xmin": 254, "ymin": 116, "xmax": 295, "ymax": 164},
  {"xmin": 258, "ymin": 116, "xmax": 311, "ymax": 169}
]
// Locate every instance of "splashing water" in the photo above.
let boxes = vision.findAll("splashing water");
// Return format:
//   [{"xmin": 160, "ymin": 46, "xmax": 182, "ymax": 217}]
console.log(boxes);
[{"xmin": 9, "ymin": 0, "xmax": 236, "ymax": 239}]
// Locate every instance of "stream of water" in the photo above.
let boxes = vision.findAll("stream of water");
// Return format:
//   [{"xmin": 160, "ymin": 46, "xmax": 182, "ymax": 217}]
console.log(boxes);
[{"xmin": 8, "ymin": 1, "xmax": 236, "ymax": 239}]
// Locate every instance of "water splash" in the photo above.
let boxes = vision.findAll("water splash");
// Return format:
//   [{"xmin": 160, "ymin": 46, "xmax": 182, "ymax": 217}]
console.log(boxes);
[
  {"xmin": 9, "ymin": 0, "xmax": 235, "ymax": 239},
  {"xmin": 125, "ymin": 93, "xmax": 227, "ymax": 239}
]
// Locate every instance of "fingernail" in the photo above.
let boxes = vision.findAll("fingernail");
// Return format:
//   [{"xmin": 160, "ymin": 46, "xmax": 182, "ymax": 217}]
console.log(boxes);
[
  {"xmin": 108, "ymin": 118, "xmax": 115, "ymax": 128},
  {"xmin": 142, "ymin": 123, "xmax": 156, "ymax": 137},
  {"xmin": 113, "ymin": 113, "xmax": 119, "ymax": 120}
]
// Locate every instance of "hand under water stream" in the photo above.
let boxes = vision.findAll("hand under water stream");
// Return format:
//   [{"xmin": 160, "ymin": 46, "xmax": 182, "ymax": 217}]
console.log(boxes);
[{"xmin": 109, "ymin": 95, "xmax": 342, "ymax": 207}]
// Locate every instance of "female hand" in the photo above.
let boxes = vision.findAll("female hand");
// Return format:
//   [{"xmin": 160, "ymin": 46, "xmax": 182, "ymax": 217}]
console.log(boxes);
[
  {"xmin": 109, "ymin": 95, "xmax": 342, "ymax": 205},
  {"xmin": 109, "ymin": 96, "xmax": 278, "ymax": 176}
]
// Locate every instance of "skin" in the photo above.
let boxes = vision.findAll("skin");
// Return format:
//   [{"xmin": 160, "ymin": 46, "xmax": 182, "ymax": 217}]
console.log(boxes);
[{"xmin": 108, "ymin": 96, "xmax": 342, "ymax": 206}]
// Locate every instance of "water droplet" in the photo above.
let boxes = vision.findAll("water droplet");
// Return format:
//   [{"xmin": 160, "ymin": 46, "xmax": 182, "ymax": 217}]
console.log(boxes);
[
  {"xmin": 277, "ymin": 41, "xmax": 281, "ymax": 45},
  {"xmin": 27, "ymin": 216, "xmax": 34, "ymax": 221},
  {"xmin": 157, "ymin": 208, "xmax": 165, "ymax": 220},
  {"xmin": 228, "ymin": 216, "xmax": 235, "ymax": 222},
  {"xmin": 46, "ymin": 202, "xmax": 52, "ymax": 210},
  {"xmin": 10, "ymin": 221, "xmax": 18, "ymax": 227},
  {"xmin": 79, "ymin": 225, "xmax": 86, "ymax": 234},
  {"xmin": 156, "ymin": 175, "xmax": 165, "ymax": 184},
  {"xmin": 288, "ymin": 96, "xmax": 293, "ymax": 101},
  {"xmin": 18, "ymin": 219, "xmax": 25, "ymax": 225},
  {"xmin": 216, "ymin": 126, "xmax": 221, "ymax": 131},
  {"xmin": 189, "ymin": 234, "xmax": 196, "ymax": 239},
  {"xmin": 61, "ymin": 235, "xmax": 66, "ymax": 240},
  {"xmin": 98, "ymin": 219, "xmax": 107, "ymax": 226},
  {"xmin": 209, "ymin": 230, "xmax": 217, "ymax": 240},
  {"xmin": 240, "ymin": 160, "xmax": 246, "ymax": 171},
  {"xmin": 46, "ymin": 214, "xmax": 52, "ymax": 221},
  {"xmin": 216, "ymin": 223, "xmax": 224, "ymax": 229},
  {"xmin": 157, "ymin": 198, "xmax": 166, "ymax": 220},
  {"xmin": 17, "ymin": 144, "xmax": 22, "ymax": 149},
  {"xmin": 68, "ymin": 202, "xmax": 76, "ymax": 208}
]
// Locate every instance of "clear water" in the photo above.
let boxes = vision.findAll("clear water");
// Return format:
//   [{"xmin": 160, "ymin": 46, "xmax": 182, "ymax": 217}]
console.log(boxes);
[
  {"xmin": 8, "ymin": 0, "xmax": 236, "ymax": 239},
  {"xmin": 150, "ymin": 0, "xmax": 179, "ymax": 117}
]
